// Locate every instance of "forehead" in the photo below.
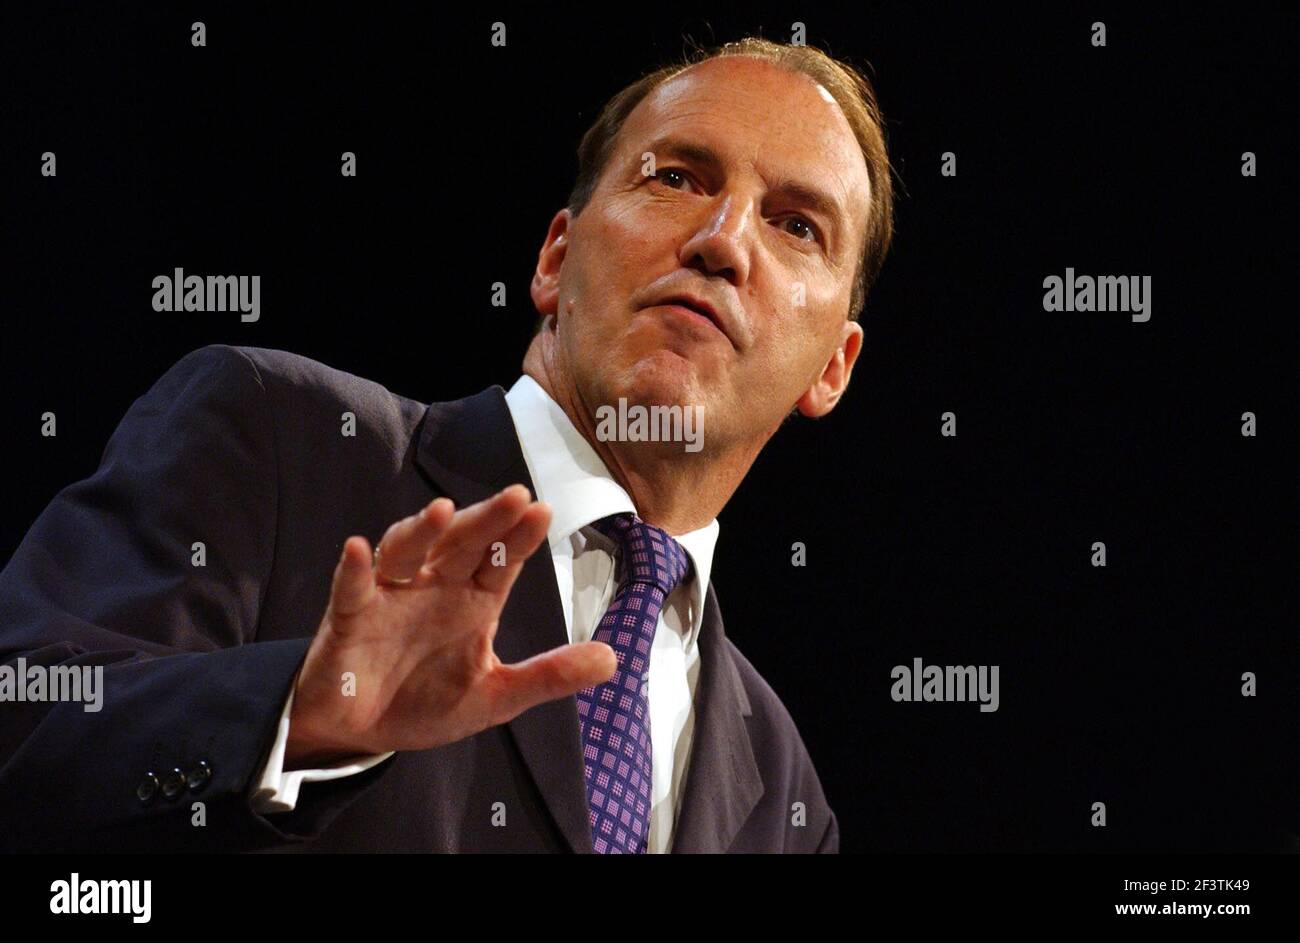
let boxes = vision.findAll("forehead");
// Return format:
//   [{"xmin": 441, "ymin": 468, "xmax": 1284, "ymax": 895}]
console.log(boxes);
[{"xmin": 618, "ymin": 56, "xmax": 871, "ymax": 212}]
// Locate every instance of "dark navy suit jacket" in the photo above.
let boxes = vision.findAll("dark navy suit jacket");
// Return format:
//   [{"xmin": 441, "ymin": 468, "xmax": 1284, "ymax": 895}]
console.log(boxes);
[{"xmin": 0, "ymin": 344, "xmax": 838, "ymax": 852}]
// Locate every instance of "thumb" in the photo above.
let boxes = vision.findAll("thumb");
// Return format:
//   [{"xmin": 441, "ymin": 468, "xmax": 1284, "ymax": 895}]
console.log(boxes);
[
  {"xmin": 489, "ymin": 641, "xmax": 618, "ymax": 724},
  {"xmin": 330, "ymin": 536, "xmax": 378, "ymax": 620}
]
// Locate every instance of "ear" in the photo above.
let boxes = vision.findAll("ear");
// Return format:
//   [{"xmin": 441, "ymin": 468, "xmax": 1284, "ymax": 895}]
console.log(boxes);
[
  {"xmin": 530, "ymin": 209, "xmax": 572, "ymax": 318},
  {"xmin": 795, "ymin": 319, "xmax": 864, "ymax": 418}
]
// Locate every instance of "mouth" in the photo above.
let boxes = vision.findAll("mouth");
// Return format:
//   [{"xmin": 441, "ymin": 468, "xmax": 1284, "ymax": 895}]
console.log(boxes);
[{"xmin": 649, "ymin": 295, "xmax": 733, "ymax": 347}]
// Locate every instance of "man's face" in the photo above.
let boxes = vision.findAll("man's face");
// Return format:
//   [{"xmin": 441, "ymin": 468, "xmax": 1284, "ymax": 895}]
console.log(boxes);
[{"xmin": 533, "ymin": 56, "xmax": 871, "ymax": 453}]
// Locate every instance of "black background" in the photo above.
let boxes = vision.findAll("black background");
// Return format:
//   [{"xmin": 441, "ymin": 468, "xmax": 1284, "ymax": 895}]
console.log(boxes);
[{"xmin": 3, "ymin": 4, "xmax": 1295, "ymax": 852}]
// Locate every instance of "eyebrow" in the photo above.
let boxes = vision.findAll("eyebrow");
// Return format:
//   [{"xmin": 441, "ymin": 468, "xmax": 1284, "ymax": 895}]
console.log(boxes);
[{"xmin": 641, "ymin": 134, "xmax": 848, "ymax": 245}]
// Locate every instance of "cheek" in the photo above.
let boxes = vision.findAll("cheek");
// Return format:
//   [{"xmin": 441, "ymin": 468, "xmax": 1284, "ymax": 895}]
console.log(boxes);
[
  {"xmin": 595, "ymin": 208, "xmax": 672, "ymax": 277},
  {"xmin": 561, "ymin": 213, "xmax": 663, "ymax": 340},
  {"xmin": 755, "ymin": 264, "xmax": 840, "ymax": 333},
  {"xmin": 785, "ymin": 257, "xmax": 846, "ymax": 309},
  {"xmin": 783, "ymin": 274, "xmax": 849, "ymax": 347},
  {"xmin": 597, "ymin": 191, "xmax": 701, "ymax": 272},
  {"xmin": 750, "ymin": 302, "xmax": 842, "ymax": 385},
  {"xmin": 744, "ymin": 239, "xmax": 846, "ymax": 322}
]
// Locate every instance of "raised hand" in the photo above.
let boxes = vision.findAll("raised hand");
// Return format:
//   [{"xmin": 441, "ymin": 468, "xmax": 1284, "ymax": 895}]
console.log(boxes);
[{"xmin": 285, "ymin": 485, "xmax": 616, "ymax": 767}]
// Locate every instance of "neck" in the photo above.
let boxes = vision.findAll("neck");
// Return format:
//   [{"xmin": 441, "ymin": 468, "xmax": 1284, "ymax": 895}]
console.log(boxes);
[{"xmin": 523, "ymin": 339, "xmax": 765, "ymax": 535}]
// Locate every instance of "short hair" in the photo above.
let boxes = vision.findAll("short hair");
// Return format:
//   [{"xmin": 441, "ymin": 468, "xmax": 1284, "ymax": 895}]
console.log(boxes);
[{"xmin": 566, "ymin": 37, "xmax": 894, "ymax": 321}]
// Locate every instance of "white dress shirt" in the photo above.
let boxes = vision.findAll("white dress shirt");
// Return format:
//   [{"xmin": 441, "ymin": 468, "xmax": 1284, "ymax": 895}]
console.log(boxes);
[{"xmin": 250, "ymin": 374, "xmax": 719, "ymax": 853}]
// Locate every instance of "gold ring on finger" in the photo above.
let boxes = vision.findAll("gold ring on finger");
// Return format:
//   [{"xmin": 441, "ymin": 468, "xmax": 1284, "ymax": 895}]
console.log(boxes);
[{"xmin": 372, "ymin": 545, "xmax": 415, "ymax": 586}]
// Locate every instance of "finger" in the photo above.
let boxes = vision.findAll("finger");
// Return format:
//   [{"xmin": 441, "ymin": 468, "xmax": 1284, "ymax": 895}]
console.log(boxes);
[
  {"xmin": 472, "ymin": 501, "xmax": 552, "ymax": 594},
  {"xmin": 425, "ymin": 484, "xmax": 533, "ymax": 582},
  {"xmin": 330, "ymin": 536, "xmax": 379, "ymax": 620},
  {"xmin": 487, "ymin": 641, "xmax": 619, "ymax": 726},
  {"xmin": 374, "ymin": 497, "xmax": 455, "ymax": 583}
]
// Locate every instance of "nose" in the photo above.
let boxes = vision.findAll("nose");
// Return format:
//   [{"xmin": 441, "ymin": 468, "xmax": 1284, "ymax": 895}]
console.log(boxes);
[{"xmin": 678, "ymin": 192, "xmax": 753, "ymax": 287}]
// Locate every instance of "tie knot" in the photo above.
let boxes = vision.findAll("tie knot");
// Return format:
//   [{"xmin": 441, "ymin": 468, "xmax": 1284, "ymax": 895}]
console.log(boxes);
[{"xmin": 591, "ymin": 513, "xmax": 691, "ymax": 596}]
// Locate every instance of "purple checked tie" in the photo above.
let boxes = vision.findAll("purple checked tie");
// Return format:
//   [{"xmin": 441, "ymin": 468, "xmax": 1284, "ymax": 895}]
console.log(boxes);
[{"xmin": 575, "ymin": 512, "xmax": 691, "ymax": 854}]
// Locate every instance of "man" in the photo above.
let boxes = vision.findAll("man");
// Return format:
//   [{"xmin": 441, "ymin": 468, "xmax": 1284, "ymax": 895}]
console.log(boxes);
[{"xmin": 0, "ymin": 37, "xmax": 892, "ymax": 853}]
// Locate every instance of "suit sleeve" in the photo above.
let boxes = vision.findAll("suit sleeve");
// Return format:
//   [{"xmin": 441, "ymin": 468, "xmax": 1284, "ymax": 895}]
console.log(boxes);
[
  {"xmin": 0, "ymin": 344, "xmax": 387, "ymax": 852},
  {"xmin": 248, "ymin": 665, "xmax": 395, "ymax": 813}
]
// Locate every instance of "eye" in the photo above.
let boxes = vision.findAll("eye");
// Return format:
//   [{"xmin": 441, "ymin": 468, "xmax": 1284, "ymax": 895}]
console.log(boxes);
[
  {"xmin": 654, "ymin": 167, "xmax": 693, "ymax": 191},
  {"xmin": 779, "ymin": 216, "xmax": 820, "ymax": 244}
]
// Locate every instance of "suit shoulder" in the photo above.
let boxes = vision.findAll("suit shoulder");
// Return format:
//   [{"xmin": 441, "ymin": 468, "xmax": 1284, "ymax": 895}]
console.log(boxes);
[
  {"xmin": 181, "ymin": 344, "xmax": 428, "ymax": 444},
  {"xmin": 234, "ymin": 345, "xmax": 418, "ymax": 406},
  {"xmin": 168, "ymin": 343, "xmax": 413, "ymax": 402}
]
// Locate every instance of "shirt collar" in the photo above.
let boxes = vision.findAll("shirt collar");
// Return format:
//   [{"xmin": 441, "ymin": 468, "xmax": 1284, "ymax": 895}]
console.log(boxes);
[{"xmin": 503, "ymin": 374, "xmax": 719, "ymax": 649}]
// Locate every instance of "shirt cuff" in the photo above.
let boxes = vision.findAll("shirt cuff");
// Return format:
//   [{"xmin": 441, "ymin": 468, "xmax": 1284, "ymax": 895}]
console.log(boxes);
[{"xmin": 248, "ymin": 667, "xmax": 395, "ymax": 813}]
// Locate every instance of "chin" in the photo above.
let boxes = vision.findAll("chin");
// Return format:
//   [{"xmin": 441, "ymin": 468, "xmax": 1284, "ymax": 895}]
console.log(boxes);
[{"xmin": 617, "ymin": 349, "xmax": 710, "ymax": 409}]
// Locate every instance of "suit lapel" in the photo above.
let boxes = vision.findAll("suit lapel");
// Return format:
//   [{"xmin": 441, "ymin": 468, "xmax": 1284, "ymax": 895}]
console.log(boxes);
[
  {"xmin": 415, "ymin": 386, "xmax": 594, "ymax": 853},
  {"xmin": 670, "ymin": 585, "xmax": 765, "ymax": 852},
  {"xmin": 415, "ymin": 386, "xmax": 764, "ymax": 854}
]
